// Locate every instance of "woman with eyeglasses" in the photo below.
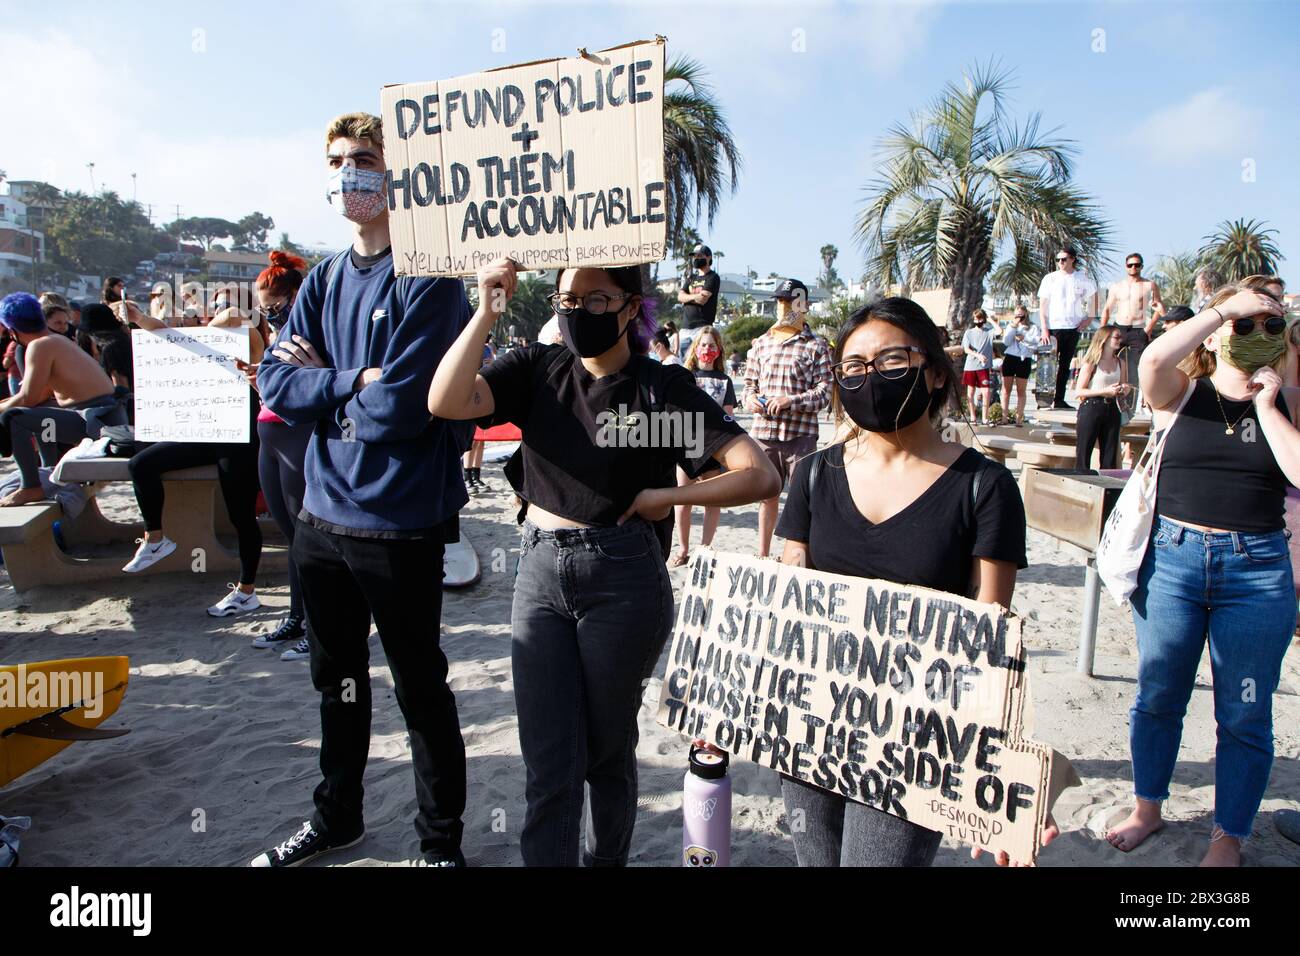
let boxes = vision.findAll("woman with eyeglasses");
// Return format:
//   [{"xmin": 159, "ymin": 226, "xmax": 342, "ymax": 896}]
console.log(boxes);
[
  {"xmin": 1107, "ymin": 279, "xmax": 1295, "ymax": 866},
  {"xmin": 1074, "ymin": 326, "xmax": 1131, "ymax": 470},
  {"xmin": 428, "ymin": 260, "xmax": 779, "ymax": 866},
  {"xmin": 238, "ymin": 252, "xmax": 314, "ymax": 657},
  {"xmin": 775, "ymin": 297, "xmax": 1042, "ymax": 867}
]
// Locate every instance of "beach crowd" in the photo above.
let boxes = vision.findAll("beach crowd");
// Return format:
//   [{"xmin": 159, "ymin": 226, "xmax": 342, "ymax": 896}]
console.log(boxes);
[{"xmin": 1, "ymin": 110, "xmax": 1296, "ymax": 869}]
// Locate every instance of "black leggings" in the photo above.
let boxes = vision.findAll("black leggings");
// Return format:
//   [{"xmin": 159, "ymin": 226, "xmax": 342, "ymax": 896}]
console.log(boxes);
[
  {"xmin": 129, "ymin": 436, "xmax": 263, "ymax": 585},
  {"xmin": 1076, "ymin": 397, "xmax": 1121, "ymax": 470},
  {"xmin": 257, "ymin": 418, "xmax": 313, "ymax": 618}
]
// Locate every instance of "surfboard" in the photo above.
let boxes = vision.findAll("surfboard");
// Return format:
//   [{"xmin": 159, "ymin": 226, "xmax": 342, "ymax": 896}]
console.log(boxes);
[
  {"xmin": 0, "ymin": 657, "xmax": 130, "ymax": 787},
  {"xmin": 443, "ymin": 533, "xmax": 481, "ymax": 589}
]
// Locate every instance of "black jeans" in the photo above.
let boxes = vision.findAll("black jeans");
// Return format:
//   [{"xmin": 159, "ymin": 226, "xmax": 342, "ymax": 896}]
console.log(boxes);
[
  {"xmin": 2, "ymin": 394, "xmax": 126, "ymax": 487},
  {"xmin": 1076, "ymin": 397, "xmax": 1121, "ymax": 470},
  {"xmin": 256, "ymin": 419, "xmax": 312, "ymax": 618},
  {"xmin": 781, "ymin": 776, "xmax": 942, "ymax": 866},
  {"xmin": 293, "ymin": 519, "xmax": 466, "ymax": 855},
  {"xmin": 1051, "ymin": 328, "xmax": 1081, "ymax": 406},
  {"xmin": 511, "ymin": 519, "xmax": 673, "ymax": 866},
  {"xmin": 128, "ymin": 436, "xmax": 263, "ymax": 585}
]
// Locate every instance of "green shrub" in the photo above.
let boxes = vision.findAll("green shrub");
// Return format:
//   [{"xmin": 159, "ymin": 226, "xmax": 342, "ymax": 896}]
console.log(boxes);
[{"xmin": 723, "ymin": 314, "xmax": 774, "ymax": 358}]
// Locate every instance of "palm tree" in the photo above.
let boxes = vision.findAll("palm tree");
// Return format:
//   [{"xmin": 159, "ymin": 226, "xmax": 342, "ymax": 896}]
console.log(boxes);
[
  {"xmin": 820, "ymin": 244, "xmax": 839, "ymax": 290},
  {"xmin": 1152, "ymin": 251, "xmax": 1201, "ymax": 307},
  {"xmin": 653, "ymin": 56, "xmax": 741, "ymax": 290},
  {"xmin": 1198, "ymin": 218, "xmax": 1282, "ymax": 281},
  {"xmin": 856, "ymin": 61, "xmax": 1111, "ymax": 329}
]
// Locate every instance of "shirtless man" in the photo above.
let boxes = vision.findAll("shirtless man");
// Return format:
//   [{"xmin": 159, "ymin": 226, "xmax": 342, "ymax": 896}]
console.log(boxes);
[
  {"xmin": 1100, "ymin": 252, "xmax": 1165, "ymax": 405},
  {"xmin": 0, "ymin": 293, "xmax": 126, "ymax": 506}
]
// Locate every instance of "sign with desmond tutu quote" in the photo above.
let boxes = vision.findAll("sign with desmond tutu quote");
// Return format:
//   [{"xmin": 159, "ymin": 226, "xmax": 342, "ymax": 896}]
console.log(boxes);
[
  {"xmin": 657, "ymin": 551, "xmax": 1080, "ymax": 864},
  {"xmin": 381, "ymin": 38, "xmax": 667, "ymax": 277}
]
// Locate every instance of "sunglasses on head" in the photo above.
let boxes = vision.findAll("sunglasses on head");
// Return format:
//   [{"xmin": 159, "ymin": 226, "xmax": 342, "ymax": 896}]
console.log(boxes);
[{"xmin": 1231, "ymin": 315, "xmax": 1287, "ymax": 336}]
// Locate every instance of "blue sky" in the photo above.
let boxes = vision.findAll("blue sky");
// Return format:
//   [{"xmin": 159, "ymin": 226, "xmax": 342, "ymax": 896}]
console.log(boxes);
[{"xmin": 2, "ymin": 0, "xmax": 1295, "ymax": 293}]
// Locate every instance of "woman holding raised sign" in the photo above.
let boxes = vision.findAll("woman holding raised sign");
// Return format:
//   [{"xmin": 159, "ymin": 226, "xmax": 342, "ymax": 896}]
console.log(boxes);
[
  {"xmin": 774, "ymin": 298, "xmax": 1047, "ymax": 867},
  {"xmin": 122, "ymin": 290, "xmax": 271, "ymax": 621},
  {"xmin": 428, "ymin": 259, "xmax": 779, "ymax": 866},
  {"xmin": 1107, "ymin": 278, "xmax": 1294, "ymax": 867}
]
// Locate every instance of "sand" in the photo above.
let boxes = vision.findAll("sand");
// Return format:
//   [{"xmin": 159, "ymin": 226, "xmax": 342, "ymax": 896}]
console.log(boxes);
[{"xmin": 2, "ymin": 412, "xmax": 1298, "ymax": 868}]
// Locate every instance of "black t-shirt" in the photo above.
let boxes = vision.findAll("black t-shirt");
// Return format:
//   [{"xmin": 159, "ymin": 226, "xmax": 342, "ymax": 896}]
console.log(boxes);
[
  {"xmin": 479, "ymin": 344, "xmax": 746, "ymax": 542},
  {"xmin": 693, "ymin": 368, "xmax": 737, "ymax": 409},
  {"xmin": 777, "ymin": 444, "xmax": 1027, "ymax": 596},
  {"xmin": 682, "ymin": 270, "xmax": 721, "ymax": 329},
  {"xmin": 98, "ymin": 334, "xmax": 134, "ymax": 390}
]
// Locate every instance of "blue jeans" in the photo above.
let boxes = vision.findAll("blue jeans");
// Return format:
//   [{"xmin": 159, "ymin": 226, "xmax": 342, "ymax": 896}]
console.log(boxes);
[
  {"xmin": 511, "ymin": 519, "xmax": 674, "ymax": 866},
  {"xmin": 1129, "ymin": 516, "xmax": 1295, "ymax": 838}
]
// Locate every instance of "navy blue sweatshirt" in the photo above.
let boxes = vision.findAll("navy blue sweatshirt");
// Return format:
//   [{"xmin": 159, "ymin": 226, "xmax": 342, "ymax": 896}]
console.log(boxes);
[{"xmin": 258, "ymin": 251, "xmax": 469, "ymax": 535}]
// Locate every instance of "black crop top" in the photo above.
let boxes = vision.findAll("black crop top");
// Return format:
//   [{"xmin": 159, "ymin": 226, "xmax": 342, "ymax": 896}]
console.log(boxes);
[
  {"xmin": 479, "ymin": 344, "xmax": 746, "ymax": 539},
  {"xmin": 1156, "ymin": 378, "xmax": 1292, "ymax": 533}
]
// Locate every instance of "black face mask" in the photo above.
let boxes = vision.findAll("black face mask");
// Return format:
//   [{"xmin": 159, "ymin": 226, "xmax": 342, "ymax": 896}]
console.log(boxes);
[
  {"xmin": 839, "ymin": 365, "xmax": 932, "ymax": 433},
  {"xmin": 693, "ymin": 257, "xmax": 708, "ymax": 269},
  {"xmin": 559, "ymin": 306, "xmax": 630, "ymax": 358}
]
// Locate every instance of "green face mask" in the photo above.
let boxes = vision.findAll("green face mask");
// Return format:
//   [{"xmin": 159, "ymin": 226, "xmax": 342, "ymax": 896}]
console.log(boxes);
[{"xmin": 1218, "ymin": 328, "xmax": 1286, "ymax": 372}]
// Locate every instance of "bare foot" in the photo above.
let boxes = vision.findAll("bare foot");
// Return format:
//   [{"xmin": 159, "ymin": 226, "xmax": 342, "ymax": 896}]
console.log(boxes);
[
  {"xmin": 1199, "ymin": 830, "xmax": 1241, "ymax": 867},
  {"xmin": 0, "ymin": 486, "xmax": 46, "ymax": 507},
  {"xmin": 1106, "ymin": 802, "xmax": 1165, "ymax": 852}
]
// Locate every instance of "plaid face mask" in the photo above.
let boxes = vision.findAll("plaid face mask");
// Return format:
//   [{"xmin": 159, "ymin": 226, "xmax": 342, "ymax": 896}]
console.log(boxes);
[{"xmin": 327, "ymin": 166, "xmax": 387, "ymax": 223}]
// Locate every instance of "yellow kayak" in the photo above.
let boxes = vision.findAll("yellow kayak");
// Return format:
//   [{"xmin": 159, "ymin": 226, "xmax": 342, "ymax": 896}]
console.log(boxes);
[{"xmin": 0, "ymin": 657, "xmax": 130, "ymax": 787}]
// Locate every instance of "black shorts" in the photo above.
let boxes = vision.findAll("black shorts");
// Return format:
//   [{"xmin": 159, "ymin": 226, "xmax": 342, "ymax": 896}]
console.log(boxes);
[{"xmin": 1002, "ymin": 354, "xmax": 1032, "ymax": 379}]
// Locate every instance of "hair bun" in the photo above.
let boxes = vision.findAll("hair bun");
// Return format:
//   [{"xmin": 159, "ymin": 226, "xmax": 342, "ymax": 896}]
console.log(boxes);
[{"xmin": 268, "ymin": 250, "xmax": 307, "ymax": 271}]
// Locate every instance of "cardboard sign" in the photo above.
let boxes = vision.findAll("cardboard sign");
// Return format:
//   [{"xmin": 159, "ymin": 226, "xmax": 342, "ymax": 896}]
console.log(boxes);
[
  {"xmin": 381, "ymin": 38, "xmax": 667, "ymax": 276},
  {"xmin": 657, "ymin": 551, "xmax": 1079, "ymax": 864},
  {"xmin": 131, "ymin": 327, "xmax": 251, "ymax": 443}
]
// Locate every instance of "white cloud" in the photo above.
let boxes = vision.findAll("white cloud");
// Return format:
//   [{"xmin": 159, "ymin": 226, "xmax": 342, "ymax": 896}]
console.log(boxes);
[{"xmin": 1123, "ymin": 87, "xmax": 1267, "ymax": 166}]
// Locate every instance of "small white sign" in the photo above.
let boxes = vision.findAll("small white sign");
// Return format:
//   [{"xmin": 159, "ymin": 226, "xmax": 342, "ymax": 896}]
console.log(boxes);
[{"xmin": 131, "ymin": 327, "xmax": 251, "ymax": 443}]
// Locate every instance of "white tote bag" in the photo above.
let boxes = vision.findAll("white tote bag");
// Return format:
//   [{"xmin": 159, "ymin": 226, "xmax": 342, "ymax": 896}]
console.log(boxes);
[{"xmin": 1095, "ymin": 380, "xmax": 1196, "ymax": 605}]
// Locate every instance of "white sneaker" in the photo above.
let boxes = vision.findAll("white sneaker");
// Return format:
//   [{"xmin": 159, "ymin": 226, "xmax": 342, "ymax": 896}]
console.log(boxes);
[
  {"xmin": 207, "ymin": 585, "xmax": 260, "ymax": 617},
  {"xmin": 122, "ymin": 535, "xmax": 177, "ymax": 573}
]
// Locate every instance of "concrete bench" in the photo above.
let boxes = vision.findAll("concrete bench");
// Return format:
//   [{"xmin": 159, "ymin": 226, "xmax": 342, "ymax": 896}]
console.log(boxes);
[
  {"xmin": 0, "ymin": 458, "xmax": 285, "ymax": 592},
  {"xmin": 1012, "ymin": 441, "xmax": 1078, "ymax": 470},
  {"xmin": 972, "ymin": 435, "xmax": 1018, "ymax": 465}
]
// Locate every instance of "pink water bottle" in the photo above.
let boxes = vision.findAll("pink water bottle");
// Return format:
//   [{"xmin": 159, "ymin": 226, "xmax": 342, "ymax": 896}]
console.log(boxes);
[{"xmin": 682, "ymin": 746, "xmax": 731, "ymax": 867}]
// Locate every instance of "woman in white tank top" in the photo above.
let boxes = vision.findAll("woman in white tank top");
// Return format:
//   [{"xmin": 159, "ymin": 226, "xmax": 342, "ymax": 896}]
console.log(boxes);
[{"xmin": 1074, "ymin": 327, "xmax": 1131, "ymax": 468}]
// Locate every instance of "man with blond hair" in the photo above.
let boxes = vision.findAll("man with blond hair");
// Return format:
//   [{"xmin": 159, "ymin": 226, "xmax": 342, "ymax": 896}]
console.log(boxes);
[{"xmin": 253, "ymin": 112, "xmax": 471, "ymax": 868}]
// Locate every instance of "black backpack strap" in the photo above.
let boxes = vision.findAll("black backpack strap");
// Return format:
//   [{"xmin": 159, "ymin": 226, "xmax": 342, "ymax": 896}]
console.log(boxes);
[
  {"xmin": 324, "ymin": 249, "xmax": 349, "ymax": 290},
  {"xmin": 805, "ymin": 445, "xmax": 837, "ymax": 500}
]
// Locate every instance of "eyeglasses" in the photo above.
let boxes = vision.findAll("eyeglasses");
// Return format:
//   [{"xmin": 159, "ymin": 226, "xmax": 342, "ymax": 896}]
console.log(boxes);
[
  {"xmin": 1056, "ymin": 256, "xmax": 1071, "ymax": 263},
  {"xmin": 1126, "ymin": 262, "xmax": 1142, "ymax": 269},
  {"xmin": 832, "ymin": 346, "xmax": 927, "ymax": 389},
  {"xmin": 547, "ymin": 291, "xmax": 631, "ymax": 316},
  {"xmin": 1230, "ymin": 315, "xmax": 1287, "ymax": 336}
]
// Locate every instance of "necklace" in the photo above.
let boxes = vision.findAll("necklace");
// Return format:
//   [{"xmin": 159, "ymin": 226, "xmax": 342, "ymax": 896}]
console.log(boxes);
[{"xmin": 1210, "ymin": 379, "xmax": 1253, "ymax": 435}]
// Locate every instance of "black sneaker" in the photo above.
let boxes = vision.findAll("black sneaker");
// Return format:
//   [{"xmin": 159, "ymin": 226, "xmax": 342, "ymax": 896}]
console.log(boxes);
[
  {"xmin": 249, "ymin": 820, "xmax": 365, "ymax": 868},
  {"xmin": 418, "ymin": 848, "xmax": 467, "ymax": 867},
  {"xmin": 251, "ymin": 614, "xmax": 305, "ymax": 649}
]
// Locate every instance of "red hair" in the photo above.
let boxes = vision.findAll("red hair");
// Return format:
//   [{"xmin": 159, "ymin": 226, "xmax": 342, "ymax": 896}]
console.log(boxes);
[{"xmin": 257, "ymin": 251, "xmax": 308, "ymax": 298}]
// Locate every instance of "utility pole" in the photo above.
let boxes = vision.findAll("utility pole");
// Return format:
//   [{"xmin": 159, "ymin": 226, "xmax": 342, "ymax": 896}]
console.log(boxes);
[{"xmin": 131, "ymin": 172, "xmax": 137, "ymax": 204}]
